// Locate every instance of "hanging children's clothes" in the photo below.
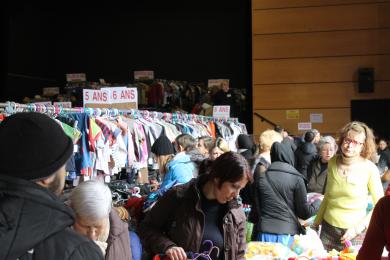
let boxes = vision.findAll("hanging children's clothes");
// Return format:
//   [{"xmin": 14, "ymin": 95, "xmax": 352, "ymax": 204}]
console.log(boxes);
[{"xmin": 0, "ymin": 102, "xmax": 247, "ymax": 184}]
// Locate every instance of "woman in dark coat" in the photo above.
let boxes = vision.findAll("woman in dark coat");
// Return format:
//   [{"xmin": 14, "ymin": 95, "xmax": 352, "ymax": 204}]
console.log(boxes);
[
  {"xmin": 255, "ymin": 142, "xmax": 320, "ymax": 246},
  {"xmin": 138, "ymin": 152, "xmax": 252, "ymax": 260},
  {"xmin": 306, "ymin": 136, "xmax": 337, "ymax": 194},
  {"xmin": 70, "ymin": 180, "xmax": 133, "ymax": 260}
]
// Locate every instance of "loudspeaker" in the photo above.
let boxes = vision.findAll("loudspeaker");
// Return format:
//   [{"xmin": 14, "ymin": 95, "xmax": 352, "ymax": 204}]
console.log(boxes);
[{"xmin": 358, "ymin": 68, "xmax": 374, "ymax": 93}]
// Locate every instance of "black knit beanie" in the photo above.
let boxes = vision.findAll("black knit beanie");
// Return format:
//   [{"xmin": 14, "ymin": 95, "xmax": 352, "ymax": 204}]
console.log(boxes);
[
  {"xmin": 0, "ymin": 112, "xmax": 74, "ymax": 180},
  {"xmin": 151, "ymin": 135, "xmax": 174, "ymax": 156},
  {"xmin": 237, "ymin": 134, "xmax": 255, "ymax": 150}
]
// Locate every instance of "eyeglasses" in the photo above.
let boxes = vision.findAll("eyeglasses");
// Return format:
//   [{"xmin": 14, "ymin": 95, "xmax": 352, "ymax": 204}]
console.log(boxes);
[{"xmin": 343, "ymin": 137, "xmax": 364, "ymax": 147}]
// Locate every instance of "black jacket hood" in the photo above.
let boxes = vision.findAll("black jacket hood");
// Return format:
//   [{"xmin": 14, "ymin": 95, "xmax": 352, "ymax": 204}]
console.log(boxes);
[{"xmin": 271, "ymin": 142, "xmax": 295, "ymax": 166}]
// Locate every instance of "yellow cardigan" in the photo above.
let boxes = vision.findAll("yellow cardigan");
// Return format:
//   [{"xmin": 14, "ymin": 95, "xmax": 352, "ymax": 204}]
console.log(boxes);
[{"xmin": 314, "ymin": 156, "xmax": 383, "ymax": 228}]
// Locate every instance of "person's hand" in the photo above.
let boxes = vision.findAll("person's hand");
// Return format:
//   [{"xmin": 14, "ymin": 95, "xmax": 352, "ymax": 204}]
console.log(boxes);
[
  {"xmin": 311, "ymin": 223, "xmax": 319, "ymax": 231},
  {"xmin": 165, "ymin": 246, "xmax": 187, "ymax": 260},
  {"xmin": 341, "ymin": 227, "xmax": 358, "ymax": 244}
]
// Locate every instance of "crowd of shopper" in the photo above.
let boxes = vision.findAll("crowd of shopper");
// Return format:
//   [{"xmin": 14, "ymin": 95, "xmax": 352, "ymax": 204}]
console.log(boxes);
[{"xmin": 0, "ymin": 112, "xmax": 388, "ymax": 259}]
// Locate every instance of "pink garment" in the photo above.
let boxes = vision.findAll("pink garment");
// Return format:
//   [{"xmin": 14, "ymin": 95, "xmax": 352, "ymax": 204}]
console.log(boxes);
[{"xmin": 135, "ymin": 121, "xmax": 149, "ymax": 167}]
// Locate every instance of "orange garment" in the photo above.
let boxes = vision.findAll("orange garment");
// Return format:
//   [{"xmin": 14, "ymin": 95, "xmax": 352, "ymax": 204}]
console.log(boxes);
[{"xmin": 209, "ymin": 121, "xmax": 216, "ymax": 138}]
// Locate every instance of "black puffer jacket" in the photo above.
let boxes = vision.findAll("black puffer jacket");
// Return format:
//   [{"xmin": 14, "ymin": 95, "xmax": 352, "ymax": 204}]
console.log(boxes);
[
  {"xmin": 256, "ymin": 142, "xmax": 320, "ymax": 235},
  {"xmin": 0, "ymin": 175, "xmax": 104, "ymax": 260},
  {"xmin": 295, "ymin": 142, "xmax": 317, "ymax": 178}
]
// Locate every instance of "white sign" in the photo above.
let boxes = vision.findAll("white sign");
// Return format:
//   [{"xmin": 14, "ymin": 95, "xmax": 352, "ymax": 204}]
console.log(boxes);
[
  {"xmin": 101, "ymin": 87, "xmax": 138, "ymax": 104},
  {"xmin": 310, "ymin": 113, "xmax": 323, "ymax": 123},
  {"xmin": 83, "ymin": 88, "xmax": 138, "ymax": 108},
  {"xmin": 66, "ymin": 73, "xmax": 87, "ymax": 82},
  {"xmin": 53, "ymin": 102, "xmax": 72, "ymax": 108},
  {"xmin": 83, "ymin": 89, "xmax": 110, "ymax": 104},
  {"xmin": 213, "ymin": 106, "xmax": 230, "ymax": 118},
  {"xmin": 298, "ymin": 122, "xmax": 312, "ymax": 131},
  {"xmin": 134, "ymin": 71, "xmax": 154, "ymax": 80}
]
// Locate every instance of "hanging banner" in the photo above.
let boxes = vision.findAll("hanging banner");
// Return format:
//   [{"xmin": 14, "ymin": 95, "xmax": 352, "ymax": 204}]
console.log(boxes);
[{"xmin": 83, "ymin": 88, "xmax": 138, "ymax": 109}]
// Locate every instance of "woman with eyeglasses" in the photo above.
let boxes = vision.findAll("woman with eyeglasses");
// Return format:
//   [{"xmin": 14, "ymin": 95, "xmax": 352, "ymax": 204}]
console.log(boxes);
[{"xmin": 313, "ymin": 121, "xmax": 384, "ymax": 251}]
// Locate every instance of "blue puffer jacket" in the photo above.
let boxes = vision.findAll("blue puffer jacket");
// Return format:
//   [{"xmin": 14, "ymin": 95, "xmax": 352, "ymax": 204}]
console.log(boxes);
[{"xmin": 160, "ymin": 152, "xmax": 195, "ymax": 190}]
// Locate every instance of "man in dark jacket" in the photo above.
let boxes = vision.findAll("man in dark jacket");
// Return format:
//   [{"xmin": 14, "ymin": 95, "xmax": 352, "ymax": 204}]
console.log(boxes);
[
  {"xmin": 295, "ymin": 130, "xmax": 318, "ymax": 179},
  {"xmin": 212, "ymin": 81, "xmax": 238, "ymax": 117},
  {"xmin": 0, "ymin": 112, "xmax": 103, "ymax": 260}
]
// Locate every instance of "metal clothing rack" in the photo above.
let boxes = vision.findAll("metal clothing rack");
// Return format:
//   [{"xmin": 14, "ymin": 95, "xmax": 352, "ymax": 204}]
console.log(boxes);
[{"xmin": 0, "ymin": 101, "xmax": 240, "ymax": 124}]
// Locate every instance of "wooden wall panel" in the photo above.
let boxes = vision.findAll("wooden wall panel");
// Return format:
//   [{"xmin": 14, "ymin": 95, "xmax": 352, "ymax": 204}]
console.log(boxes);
[
  {"xmin": 253, "ymin": 81, "xmax": 390, "ymax": 109},
  {"xmin": 253, "ymin": 55, "xmax": 390, "ymax": 84},
  {"xmin": 251, "ymin": 0, "xmax": 390, "ymax": 136},
  {"xmin": 253, "ymin": 108, "xmax": 350, "ymax": 137},
  {"xmin": 252, "ymin": 3, "xmax": 390, "ymax": 34},
  {"xmin": 252, "ymin": 0, "xmax": 390, "ymax": 10},
  {"xmin": 253, "ymin": 29, "xmax": 390, "ymax": 59}
]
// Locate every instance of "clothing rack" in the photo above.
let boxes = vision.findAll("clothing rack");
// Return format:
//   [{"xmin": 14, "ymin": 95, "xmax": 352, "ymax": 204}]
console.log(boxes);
[
  {"xmin": 0, "ymin": 101, "xmax": 239, "ymax": 124},
  {"xmin": 0, "ymin": 101, "xmax": 247, "ymax": 184}
]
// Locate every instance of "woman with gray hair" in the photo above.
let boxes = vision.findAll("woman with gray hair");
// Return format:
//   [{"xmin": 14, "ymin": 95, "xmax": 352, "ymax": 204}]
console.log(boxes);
[
  {"xmin": 306, "ymin": 136, "xmax": 337, "ymax": 194},
  {"xmin": 70, "ymin": 180, "xmax": 133, "ymax": 260}
]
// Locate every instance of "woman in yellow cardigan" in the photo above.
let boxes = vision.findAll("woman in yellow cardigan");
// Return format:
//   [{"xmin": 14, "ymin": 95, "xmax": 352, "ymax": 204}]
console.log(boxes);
[{"xmin": 313, "ymin": 121, "xmax": 384, "ymax": 251}]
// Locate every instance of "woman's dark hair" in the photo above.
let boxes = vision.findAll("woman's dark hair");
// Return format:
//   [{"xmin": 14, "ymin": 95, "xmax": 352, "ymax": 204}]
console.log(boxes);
[
  {"xmin": 378, "ymin": 138, "xmax": 389, "ymax": 147},
  {"xmin": 198, "ymin": 158, "xmax": 213, "ymax": 176},
  {"xmin": 208, "ymin": 152, "xmax": 252, "ymax": 188},
  {"xmin": 304, "ymin": 130, "xmax": 315, "ymax": 143}
]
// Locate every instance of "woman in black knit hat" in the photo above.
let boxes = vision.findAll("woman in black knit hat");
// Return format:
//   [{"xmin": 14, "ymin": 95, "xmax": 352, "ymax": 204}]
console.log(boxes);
[{"xmin": 151, "ymin": 134, "xmax": 175, "ymax": 182}]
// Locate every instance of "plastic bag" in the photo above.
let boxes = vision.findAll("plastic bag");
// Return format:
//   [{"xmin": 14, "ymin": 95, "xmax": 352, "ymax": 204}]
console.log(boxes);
[{"xmin": 290, "ymin": 227, "xmax": 327, "ymax": 257}]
